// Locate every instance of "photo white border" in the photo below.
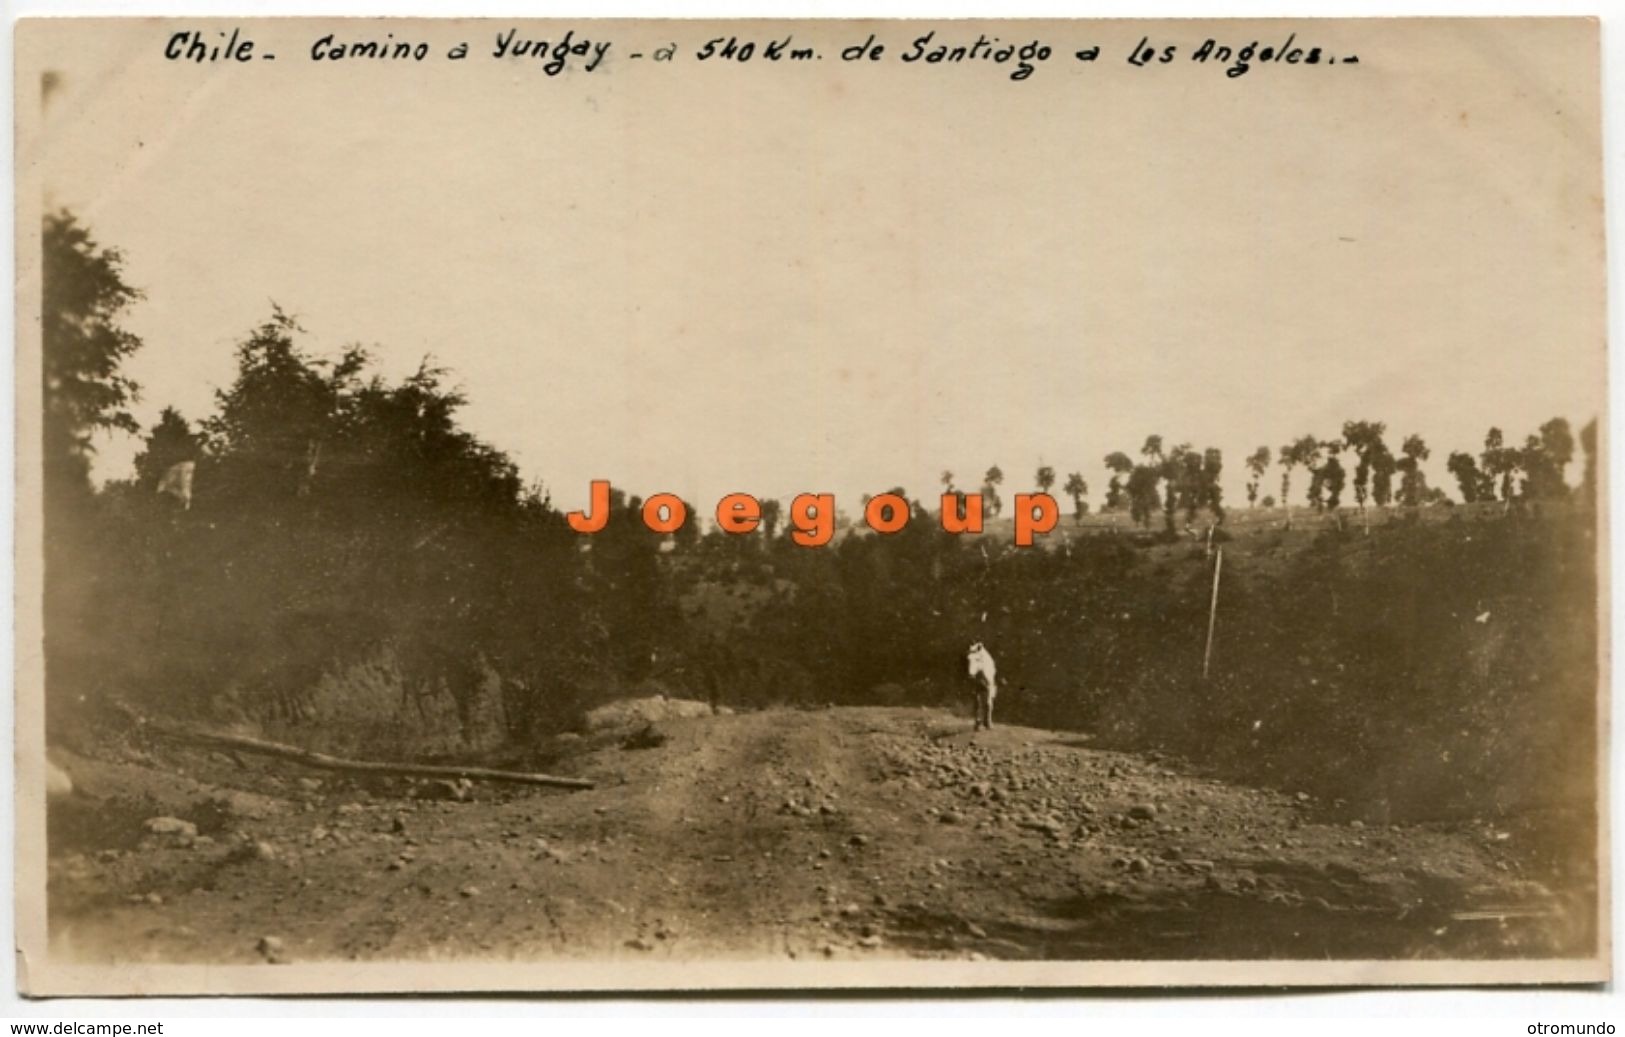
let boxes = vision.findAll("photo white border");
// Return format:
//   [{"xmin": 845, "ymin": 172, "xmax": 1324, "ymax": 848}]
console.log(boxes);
[{"xmin": 3, "ymin": 0, "xmax": 1621, "ymax": 1024}]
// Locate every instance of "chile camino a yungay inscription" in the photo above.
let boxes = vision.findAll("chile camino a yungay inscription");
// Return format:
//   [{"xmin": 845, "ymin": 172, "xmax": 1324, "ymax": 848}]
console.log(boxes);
[{"xmin": 160, "ymin": 24, "xmax": 1358, "ymax": 81}]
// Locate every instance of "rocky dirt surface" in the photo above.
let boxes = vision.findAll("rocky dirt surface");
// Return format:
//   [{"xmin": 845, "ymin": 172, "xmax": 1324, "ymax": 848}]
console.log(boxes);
[{"xmin": 44, "ymin": 706, "xmax": 1587, "ymax": 965}]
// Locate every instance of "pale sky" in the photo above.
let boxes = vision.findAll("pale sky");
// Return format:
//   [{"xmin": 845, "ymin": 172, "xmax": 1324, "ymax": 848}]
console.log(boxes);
[{"xmin": 19, "ymin": 18, "xmax": 1606, "ymax": 512}]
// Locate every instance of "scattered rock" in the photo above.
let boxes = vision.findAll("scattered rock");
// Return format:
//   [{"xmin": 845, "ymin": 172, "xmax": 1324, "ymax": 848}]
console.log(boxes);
[
  {"xmin": 249, "ymin": 840, "xmax": 279, "ymax": 862},
  {"xmin": 143, "ymin": 816, "xmax": 198, "ymax": 841},
  {"xmin": 413, "ymin": 780, "xmax": 474, "ymax": 803},
  {"xmin": 1022, "ymin": 816, "xmax": 1066, "ymax": 837},
  {"xmin": 256, "ymin": 935, "xmax": 286, "ymax": 963},
  {"xmin": 459, "ymin": 885, "xmax": 481, "ymax": 898},
  {"xmin": 584, "ymin": 696, "xmax": 714, "ymax": 732},
  {"xmin": 212, "ymin": 789, "xmax": 286, "ymax": 820}
]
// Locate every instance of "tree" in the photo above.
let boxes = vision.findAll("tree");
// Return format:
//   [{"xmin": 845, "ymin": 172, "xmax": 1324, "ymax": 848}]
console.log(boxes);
[
  {"xmin": 1371, "ymin": 444, "xmax": 1398, "ymax": 507},
  {"xmin": 1244, "ymin": 446, "xmax": 1271, "ymax": 507},
  {"xmin": 1396, "ymin": 434, "xmax": 1431, "ymax": 507},
  {"xmin": 1320, "ymin": 443, "xmax": 1346, "ymax": 513},
  {"xmin": 133, "ymin": 406, "xmax": 201, "ymax": 490},
  {"xmin": 42, "ymin": 211, "xmax": 144, "ymax": 507},
  {"xmin": 1341, "ymin": 420, "xmax": 1392, "ymax": 531},
  {"xmin": 940, "ymin": 470, "xmax": 955, "ymax": 494},
  {"xmin": 1302, "ymin": 438, "xmax": 1339, "ymax": 512},
  {"xmin": 761, "ymin": 498, "xmax": 783, "ymax": 540},
  {"xmin": 1035, "ymin": 465, "xmax": 1056, "ymax": 495},
  {"xmin": 981, "ymin": 465, "xmax": 1005, "ymax": 517},
  {"xmin": 1160, "ymin": 442, "xmax": 1194, "ymax": 533},
  {"xmin": 1126, "ymin": 465, "xmax": 1161, "ymax": 529},
  {"xmin": 340, "ymin": 354, "xmax": 521, "ymax": 512},
  {"xmin": 673, "ymin": 499, "xmax": 702, "ymax": 549},
  {"xmin": 201, "ymin": 308, "xmax": 367, "ymax": 503},
  {"xmin": 1481, "ymin": 427, "xmax": 1520, "ymax": 509},
  {"xmin": 1062, "ymin": 472, "xmax": 1088, "ymax": 521},
  {"xmin": 1278, "ymin": 435, "xmax": 1320, "ymax": 529},
  {"xmin": 1103, "ymin": 452, "xmax": 1133, "ymax": 512},
  {"xmin": 1446, "ymin": 451, "xmax": 1492, "ymax": 504},
  {"xmin": 1523, "ymin": 417, "xmax": 1575, "ymax": 500},
  {"xmin": 41, "ymin": 213, "xmax": 148, "ymax": 728},
  {"xmin": 1201, "ymin": 447, "xmax": 1225, "ymax": 520}
]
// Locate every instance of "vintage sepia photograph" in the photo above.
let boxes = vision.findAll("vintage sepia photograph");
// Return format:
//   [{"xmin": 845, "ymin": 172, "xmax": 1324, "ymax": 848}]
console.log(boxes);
[{"xmin": 12, "ymin": 16, "xmax": 1609, "ymax": 994}]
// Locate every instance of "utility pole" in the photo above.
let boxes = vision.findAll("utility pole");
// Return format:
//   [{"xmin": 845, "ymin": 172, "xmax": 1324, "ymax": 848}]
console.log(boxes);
[{"xmin": 1203, "ymin": 549, "xmax": 1224, "ymax": 680}]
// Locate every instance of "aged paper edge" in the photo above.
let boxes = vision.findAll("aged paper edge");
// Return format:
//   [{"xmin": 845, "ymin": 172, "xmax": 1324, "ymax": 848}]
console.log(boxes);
[
  {"xmin": 9, "ymin": 15, "xmax": 1613, "ymax": 996},
  {"xmin": 14, "ymin": 957, "xmax": 1615, "ymax": 999}
]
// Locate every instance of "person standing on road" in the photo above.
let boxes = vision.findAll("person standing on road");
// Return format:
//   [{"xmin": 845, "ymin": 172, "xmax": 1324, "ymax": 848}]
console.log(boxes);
[{"xmin": 966, "ymin": 641, "xmax": 999, "ymax": 731}]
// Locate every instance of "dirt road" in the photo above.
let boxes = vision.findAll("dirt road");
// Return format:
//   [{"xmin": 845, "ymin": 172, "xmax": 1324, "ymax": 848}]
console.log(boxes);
[{"xmin": 47, "ymin": 706, "xmax": 1585, "ymax": 964}]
